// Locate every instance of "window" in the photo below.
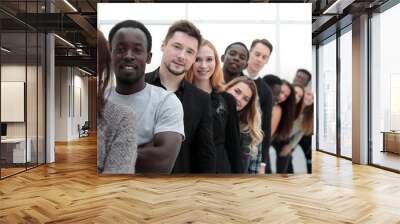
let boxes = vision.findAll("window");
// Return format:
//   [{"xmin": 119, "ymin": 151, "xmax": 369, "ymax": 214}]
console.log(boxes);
[
  {"xmin": 98, "ymin": 3, "xmax": 311, "ymax": 80},
  {"xmin": 339, "ymin": 28, "xmax": 352, "ymax": 158},
  {"xmin": 371, "ymin": 2, "xmax": 400, "ymax": 171},
  {"xmin": 317, "ymin": 36, "xmax": 337, "ymax": 154}
]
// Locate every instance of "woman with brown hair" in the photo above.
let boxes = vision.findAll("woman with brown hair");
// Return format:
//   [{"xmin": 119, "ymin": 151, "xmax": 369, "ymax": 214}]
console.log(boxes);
[
  {"xmin": 224, "ymin": 76, "xmax": 263, "ymax": 172},
  {"xmin": 186, "ymin": 39, "xmax": 242, "ymax": 173},
  {"xmin": 282, "ymin": 87, "xmax": 314, "ymax": 173},
  {"xmin": 270, "ymin": 80, "xmax": 297, "ymax": 173},
  {"xmin": 97, "ymin": 30, "xmax": 137, "ymax": 174}
]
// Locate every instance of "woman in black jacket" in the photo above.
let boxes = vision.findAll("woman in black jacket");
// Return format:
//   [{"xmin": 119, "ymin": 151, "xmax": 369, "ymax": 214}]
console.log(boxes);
[{"xmin": 186, "ymin": 39, "xmax": 243, "ymax": 173}]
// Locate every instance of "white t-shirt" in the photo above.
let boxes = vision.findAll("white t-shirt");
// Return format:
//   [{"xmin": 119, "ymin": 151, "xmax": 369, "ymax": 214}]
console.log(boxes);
[
  {"xmin": 109, "ymin": 84, "xmax": 185, "ymax": 146},
  {"xmin": 243, "ymin": 69, "xmax": 260, "ymax": 80}
]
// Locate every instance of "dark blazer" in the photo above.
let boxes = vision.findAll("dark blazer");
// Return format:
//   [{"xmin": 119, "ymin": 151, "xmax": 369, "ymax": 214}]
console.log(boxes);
[
  {"xmin": 145, "ymin": 68, "xmax": 216, "ymax": 173},
  {"xmin": 211, "ymin": 91, "xmax": 243, "ymax": 173}
]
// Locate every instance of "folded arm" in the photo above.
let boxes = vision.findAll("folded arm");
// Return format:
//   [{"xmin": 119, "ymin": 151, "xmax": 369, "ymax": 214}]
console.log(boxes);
[{"xmin": 136, "ymin": 132, "xmax": 183, "ymax": 174}]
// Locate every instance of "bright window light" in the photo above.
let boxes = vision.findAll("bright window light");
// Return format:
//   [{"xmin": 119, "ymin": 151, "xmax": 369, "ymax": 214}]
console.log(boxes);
[
  {"xmin": 98, "ymin": 3, "xmax": 186, "ymax": 22},
  {"xmin": 98, "ymin": 3, "xmax": 311, "ymax": 80},
  {"xmin": 187, "ymin": 3, "xmax": 277, "ymax": 21}
]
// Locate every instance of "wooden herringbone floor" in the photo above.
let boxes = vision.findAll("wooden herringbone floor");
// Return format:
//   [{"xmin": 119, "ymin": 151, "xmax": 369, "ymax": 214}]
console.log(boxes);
[{"xmin": 1, "ymin": 135, "xmax": 400, "ymax": 223}]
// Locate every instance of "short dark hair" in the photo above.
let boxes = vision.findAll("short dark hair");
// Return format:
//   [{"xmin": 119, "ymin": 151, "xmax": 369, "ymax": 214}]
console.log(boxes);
[
  {"xmin": 164, "ymin": 20, "xmax": 202, "ymax": 49},
  {"xmin": 296, "ymin": 68, "xmax": 312, "ymax": 81},
  {"xmin": 224, "ymin": 42, "xmax": 249, "ymax": 59},
  {"xmin": 108, "ymin": 20, "xmax": 152, "ymax": 53},
  {"xmin": 250, "ymin": 38, "xmax": 273, "ymax": 53},
  {"xmin": 262, "ymin": 74, "xmax": 282, "ymax": 88}
]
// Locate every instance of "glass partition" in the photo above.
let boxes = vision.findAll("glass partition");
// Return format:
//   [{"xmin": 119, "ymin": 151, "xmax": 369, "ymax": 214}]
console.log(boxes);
[
  {"xmin": 339, "ymin": 28, "xmax": 352, "ymax": 158},
  {"xmin": 1, "ymin": 30, "xmax": 28, "ymax": 177},
  {"xmin": 317, "ymin": 36, "xmax": 337, "ymax": 155},
  {"xmin": 0, "ymin": 1, "xmax": 46, "ymax": 179},
  {"xmin": 27, "ymin": 31, "xmax": 38, "ymax": 169}
]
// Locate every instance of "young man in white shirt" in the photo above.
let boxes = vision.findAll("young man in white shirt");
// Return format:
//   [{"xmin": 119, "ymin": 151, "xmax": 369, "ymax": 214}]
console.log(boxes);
[{"xmin": 108, "ymin": 20, "xmax": 185, "ymax": 174}]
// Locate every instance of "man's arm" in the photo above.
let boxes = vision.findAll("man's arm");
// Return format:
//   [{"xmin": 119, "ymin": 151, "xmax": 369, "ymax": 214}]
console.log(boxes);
[{"xmin": 136, "ymin": 132, "xmax": 182, "ymax": 174}]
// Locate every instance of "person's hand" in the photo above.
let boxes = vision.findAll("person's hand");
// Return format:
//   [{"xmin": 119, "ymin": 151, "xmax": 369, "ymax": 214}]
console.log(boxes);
[{"xmin": 279, "ymin": 144, "xmax": 292, "ymax": 157}]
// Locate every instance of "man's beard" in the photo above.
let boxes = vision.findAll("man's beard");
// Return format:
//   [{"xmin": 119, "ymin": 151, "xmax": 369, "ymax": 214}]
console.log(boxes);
[{"xmin": 165, "ymin": 62, "xmax": 185, "ymax": 76}]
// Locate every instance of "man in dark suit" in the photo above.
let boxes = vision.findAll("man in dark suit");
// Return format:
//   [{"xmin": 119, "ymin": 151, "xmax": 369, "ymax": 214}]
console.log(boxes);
[
  {"xmin": 242, "ymin": 39, "xmax": 274, "ymax": 174},
  {"xmin": 145, "ymin": 20, "xmax": 216, "ymax": 173}
]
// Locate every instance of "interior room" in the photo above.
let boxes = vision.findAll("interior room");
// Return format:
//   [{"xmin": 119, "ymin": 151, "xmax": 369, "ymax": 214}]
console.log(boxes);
[{"xmin": 0, "ymin": 0, "xmax": 399, "ymax": 223}]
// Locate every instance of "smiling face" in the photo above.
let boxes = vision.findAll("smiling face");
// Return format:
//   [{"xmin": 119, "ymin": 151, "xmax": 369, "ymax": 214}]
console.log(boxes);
[
  {"xmin": 193, "ymin": 45, "xmax": 216, "ymax": 82},
  {"xmin": 226, "ymin": 81, "xmax": 253, "ymax": 111},
  {"xmin": 248, "ymin": 43, "xmax": 271, "ymax": 75},
  {"xmin": 303, "ymin": 89, "xmax": 314, "ymax": 106},
  {"xmin": 111, "ymin": 27, "xmax": 150, "ymax": 84},
  {"xmin": 161, "ymin": 31, "xmax": 198, "ymax": 76},
  {"xmin": 223, "ymin": 44, "xmax": 248, "ymax": 75}
]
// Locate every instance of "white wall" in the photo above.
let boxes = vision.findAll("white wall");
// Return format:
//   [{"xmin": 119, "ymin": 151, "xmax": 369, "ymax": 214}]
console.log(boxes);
[
  {"xmin": 55, "ymin": 66, "xmax": 68, "ymax": 141},
  {"xmin": 1, "ymin": 64, "xmax": 46, "ymax": 164},
  {"xmin": 54, "ymin": 67, "xmax": 89, "ymax": 141},
  {"xmin": 72, "ymin": 72, "xmax": 89, "ymax": 138},
  {"xmin": 1, "ymin": 65, "xmax": 26, "ymax": 140}
]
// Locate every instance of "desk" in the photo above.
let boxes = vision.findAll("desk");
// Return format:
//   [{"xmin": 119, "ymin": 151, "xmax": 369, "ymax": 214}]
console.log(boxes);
[
  {"xmin": 1, "ymin": 138, "xmax": 31, "ymax": 163},
  {"xmin": 381, "ymin": 131, "xmax": 400, "ymax": 154}
]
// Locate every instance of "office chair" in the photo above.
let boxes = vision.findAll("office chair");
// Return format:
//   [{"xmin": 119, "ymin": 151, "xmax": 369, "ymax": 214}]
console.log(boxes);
[{"xmin": 79, "ymin": 121, "xmax": 90, "ymax": 138}]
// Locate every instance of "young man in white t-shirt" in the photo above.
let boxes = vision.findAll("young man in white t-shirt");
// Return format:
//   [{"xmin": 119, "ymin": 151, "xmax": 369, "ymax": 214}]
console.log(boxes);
[{"xmin": 108, "ymin": 20, "xmax": 185, "ymax": 174}]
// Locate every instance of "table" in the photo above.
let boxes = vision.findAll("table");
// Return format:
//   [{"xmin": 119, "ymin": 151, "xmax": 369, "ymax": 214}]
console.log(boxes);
[
  {"xmin": 381, "ymin": 131, "xmax": 400, "ymax": 154},
  {"xmin": 1, "ymin": 138, "xmax": 31, "ymax": 163}
]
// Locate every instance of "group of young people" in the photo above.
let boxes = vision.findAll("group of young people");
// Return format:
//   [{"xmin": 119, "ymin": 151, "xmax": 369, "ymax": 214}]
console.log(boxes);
[{"xmin": 97, "ymin": 19, "xmax": 314, "ymax": 175}]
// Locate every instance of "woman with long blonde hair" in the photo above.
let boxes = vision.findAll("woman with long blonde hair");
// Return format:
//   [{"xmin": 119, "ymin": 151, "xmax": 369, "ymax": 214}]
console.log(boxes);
[
  {"xmin": 225, "ymin": 76, "xmax": 263, "ymax": 171},
  {"xmin": 186, "ymin": 39, "xmax": 243, "ymax": 173}
]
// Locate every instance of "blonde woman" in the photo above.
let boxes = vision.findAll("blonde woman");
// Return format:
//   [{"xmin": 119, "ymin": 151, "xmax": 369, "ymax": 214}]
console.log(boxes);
[
  {"xmin": 186, "ymin": 39, "xmax": 242, "ymax": 173},
  {"xmin": 225, "ymin": 76, "xmax": 263, "ymax": 171}
]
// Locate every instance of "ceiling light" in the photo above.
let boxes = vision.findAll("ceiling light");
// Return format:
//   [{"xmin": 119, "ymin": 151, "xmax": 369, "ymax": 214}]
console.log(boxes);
[
  {"xmin": 78, "ymin": 67, "xmax": 93, "ymax": 76},
  {"xmin": 54, "ymin": 34, "xmax": 75, "ymax": 48},
  {"xmin": 322, "ymin": 0, "xmax": 355, "ymax": 15},
  {"xmin": 63, "ymin": 0, "xmax": 78, "ymax": 12},
  {"xmin": 1, "ymin": 47, "xmax": 11, "ymax": 53}
]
